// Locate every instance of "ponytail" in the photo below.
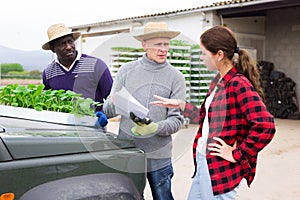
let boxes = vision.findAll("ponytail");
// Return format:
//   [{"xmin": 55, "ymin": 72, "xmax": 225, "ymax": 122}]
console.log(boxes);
[
  {"xmin": 235, "ymin": 49, "xmax": 265, "ymax": 101},
  {"xmin": 200, "ymin": 26, "xmax": 265, "ymax": 101}
]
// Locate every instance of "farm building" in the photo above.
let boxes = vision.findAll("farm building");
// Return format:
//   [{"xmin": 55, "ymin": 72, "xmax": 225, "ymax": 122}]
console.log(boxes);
[{"xmin": 71, "ymin": 0, "xmax": 300, "ymax": 118}]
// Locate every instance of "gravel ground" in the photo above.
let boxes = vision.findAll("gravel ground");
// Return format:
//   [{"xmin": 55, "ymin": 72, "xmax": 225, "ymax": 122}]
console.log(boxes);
[
  {"xmin": 0, "ymin": 79, "xmax": 42, "ymax": 86},
  {"xmin": 108, "ymin": 118, "xmax": 300, "ymax": 200}
]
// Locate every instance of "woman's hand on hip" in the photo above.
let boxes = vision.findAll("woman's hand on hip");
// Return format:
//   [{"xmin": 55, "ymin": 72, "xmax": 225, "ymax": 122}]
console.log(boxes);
[{"xmin": 208, "ymin": 137, "xmax": 237, "ymax": 163}]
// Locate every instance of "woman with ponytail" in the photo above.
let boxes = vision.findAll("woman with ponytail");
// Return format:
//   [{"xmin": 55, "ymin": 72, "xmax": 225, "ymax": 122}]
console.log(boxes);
[{"xmin": 151, "ymin": 26, "xmax": 276, "ymax": 200}]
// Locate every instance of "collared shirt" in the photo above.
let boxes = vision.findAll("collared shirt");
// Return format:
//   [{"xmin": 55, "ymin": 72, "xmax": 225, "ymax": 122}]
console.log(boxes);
[
  {"xmin": 191, "ymin": 67, "xmax": 275, "ymax": 195},
  {"xmin": 54, "ymin": 52, "xmax": 81, "ymax": 71}
]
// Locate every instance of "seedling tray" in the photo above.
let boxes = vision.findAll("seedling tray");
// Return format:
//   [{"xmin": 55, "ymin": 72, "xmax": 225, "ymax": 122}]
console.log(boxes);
[{"xmin": 0, "ymin": 105, "xmax": 97, "ymax": 127}]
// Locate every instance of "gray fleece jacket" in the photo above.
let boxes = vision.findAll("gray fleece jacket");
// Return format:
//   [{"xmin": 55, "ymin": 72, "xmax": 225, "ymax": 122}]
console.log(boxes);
[{"xmin": 103, "ymin": 54, "xmax": 186, "ymax": 171}]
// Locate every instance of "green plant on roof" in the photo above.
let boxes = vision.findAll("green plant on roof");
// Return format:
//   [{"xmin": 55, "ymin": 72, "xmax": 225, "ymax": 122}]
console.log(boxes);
[
  {"xmin": 111, "ymin": 47, "xmax": 144, "ymax": 52},
  {"xmin": 170, "ymin": 40, "xmax": 190, "ymax": 46}
]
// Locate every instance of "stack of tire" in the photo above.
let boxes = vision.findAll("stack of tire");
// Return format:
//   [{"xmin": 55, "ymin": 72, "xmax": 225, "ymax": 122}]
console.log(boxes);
[{"xmin": 257, "ymin": 61, "xmax": 300, "ymax": 119}]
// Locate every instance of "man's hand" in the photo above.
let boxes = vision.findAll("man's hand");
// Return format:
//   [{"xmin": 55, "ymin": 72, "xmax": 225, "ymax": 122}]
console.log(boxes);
[
  {"xmin": 131, "ymin": 122, "xmax": 158, "ymax": 136},
  {"xmin": 130, "ymin": 112, "xmax": 152, "ymax": 125},
  {"xmin": 150, "ymin": 95, "xmax": 186, "ymax": 111},
  {"xmin": 129, "ymin": 112, "xmax": 157, "ymax": 136},
  {"xmin": 95, "ymin": 111, "xmax": 108, "ymax": 127}
]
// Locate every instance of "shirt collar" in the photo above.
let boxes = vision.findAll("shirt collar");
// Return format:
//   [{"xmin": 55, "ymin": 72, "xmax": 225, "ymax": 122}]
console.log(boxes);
[
  {"xmin": 141, "ymin": 53, "xmax": 168, "ymax": 70},
  {"xmin": 222, "ymin": 67, "xmax": 238, "ymax": 86},
  {"xmin": 208, "ymin": 67, "xmax": 238, "ymax": 94},
  {"xmin": 55, "ymin": 51, "xmax": 81, "ymax": 71}
]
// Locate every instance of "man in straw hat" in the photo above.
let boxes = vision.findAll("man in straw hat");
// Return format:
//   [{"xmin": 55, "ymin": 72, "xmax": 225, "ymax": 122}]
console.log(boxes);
[
  {"xmin": 42, "ymin": 23, "xmax": 113, "ymax": 128},
  {"xmin": 103, "ymin": 22, "xmax": 186, "ymax": 199}
]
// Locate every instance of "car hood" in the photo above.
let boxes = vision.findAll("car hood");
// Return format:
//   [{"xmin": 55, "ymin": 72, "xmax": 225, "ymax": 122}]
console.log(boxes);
[{"xmin": 0, "ymin": 128, "xmax": 135, "ymax": 160}]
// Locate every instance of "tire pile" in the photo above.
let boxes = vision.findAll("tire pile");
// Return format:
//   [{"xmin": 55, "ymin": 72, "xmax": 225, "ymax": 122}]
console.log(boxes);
[{"xmin": 257, "ymin": 61, "xmax": 300, "ymax": 119}]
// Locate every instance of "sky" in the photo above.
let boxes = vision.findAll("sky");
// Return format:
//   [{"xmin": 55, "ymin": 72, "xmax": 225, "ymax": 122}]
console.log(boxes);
[{"xmin": 1, "ymin": 0, "xmax": 219, "ymax": 51}]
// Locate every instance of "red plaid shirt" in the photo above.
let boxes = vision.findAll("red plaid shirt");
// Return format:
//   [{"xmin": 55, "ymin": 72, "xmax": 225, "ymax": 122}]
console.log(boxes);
[{"xmin": 191, "ymin": 67, "xmax": 276, "ymax": 195}]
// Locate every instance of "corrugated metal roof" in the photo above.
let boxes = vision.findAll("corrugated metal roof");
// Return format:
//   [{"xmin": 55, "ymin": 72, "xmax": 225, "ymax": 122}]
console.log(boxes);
[{"xmin": 70, "ymin": 0, "xmax": 264, "ymax": 29}]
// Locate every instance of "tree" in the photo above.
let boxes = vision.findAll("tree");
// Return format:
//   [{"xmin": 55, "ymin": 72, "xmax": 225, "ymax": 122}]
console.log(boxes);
[{"xmin": 0, "ymin": 63, "xmax": 24, "ymax": 74}]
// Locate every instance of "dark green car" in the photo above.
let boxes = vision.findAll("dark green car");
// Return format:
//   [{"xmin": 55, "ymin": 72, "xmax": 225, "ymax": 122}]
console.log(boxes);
[{"xmin": 0, "ymin": 116, "xmax": 146, "ymax": 200}]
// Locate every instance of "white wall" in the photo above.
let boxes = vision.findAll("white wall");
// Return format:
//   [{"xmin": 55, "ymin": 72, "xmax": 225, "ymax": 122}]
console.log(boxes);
[
  {"xmin": 89, "ymin": 31, "xmax": 198, "ymax": 68},
  {"xmin": 77, "ymin": 12, "xmax": 212, "ymax": 58}
]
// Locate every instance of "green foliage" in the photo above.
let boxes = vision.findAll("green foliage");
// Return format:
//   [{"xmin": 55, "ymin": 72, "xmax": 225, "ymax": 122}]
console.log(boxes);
[
  {"xmin": 0, "ymin": 84, "xmax": 100, "ymax": 117},
  {"xmin": 0, "ymin": 63, "xmax": 24, "ymax": 74},
  {"xmin": 29, "ymin": 70, "xmax": 42, "ymax": 77},
  {"xmin": 191, "ymin": 44, "xmax": 200, "ymax": 49},
  {"xmin": 170, "ymin": 40, "xmax": 190, "ymax": 46},
  {"xmin": 1, "ymin": 63, "xmax": 42, "ymax": 79},
  {"xmin": 0, "ymin": 63, "xmax": 42, "ymax": 79},
  {"xmin": 7, "ymin": 71, "xmax": 30, "ymax": 75},
  {"xmin": 111, "ymin": 47, "xmax": 144, "ymax": 52}
]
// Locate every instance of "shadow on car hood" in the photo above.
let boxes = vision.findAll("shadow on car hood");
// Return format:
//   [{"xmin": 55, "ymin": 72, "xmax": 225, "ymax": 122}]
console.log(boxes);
[{"xmin": 0, "ymin": 128, "xmax": 136, "ymax": 160}]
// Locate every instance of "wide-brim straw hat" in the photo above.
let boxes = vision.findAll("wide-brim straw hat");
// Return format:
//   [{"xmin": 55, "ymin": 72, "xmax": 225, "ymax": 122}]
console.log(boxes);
[
  {"xmin": 42, "ymin": 23, "xmax": 81, "ymax": 50},
  {"xmin": 133, "ymin": 22, "xmax": 180, "ymax": 41}
]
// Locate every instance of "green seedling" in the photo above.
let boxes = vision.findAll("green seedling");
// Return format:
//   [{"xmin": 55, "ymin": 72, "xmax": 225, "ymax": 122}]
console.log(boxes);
[{"xmin": 0, "ymin": 84, "xmax": 101, "ymax": 117}]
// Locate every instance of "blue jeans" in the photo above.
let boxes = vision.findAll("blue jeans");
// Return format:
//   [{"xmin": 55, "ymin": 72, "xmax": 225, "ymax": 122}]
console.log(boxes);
[
  {"xmin": 188, "ymin": 153, "xmax": 239, "ymax": 200},
  {"xmin": 147, "ymin": 163, "xmax": 174, "ymax": 200}
]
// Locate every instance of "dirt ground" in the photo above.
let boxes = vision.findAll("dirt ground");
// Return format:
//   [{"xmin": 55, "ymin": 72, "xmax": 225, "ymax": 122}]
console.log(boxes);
[
  {"xmin": 107, "ymin": 118, "xmax": 300, "ymax": 200},
  {"xmin": 0, "ymin": 79, "xmax": 42, "ymax": 86}
]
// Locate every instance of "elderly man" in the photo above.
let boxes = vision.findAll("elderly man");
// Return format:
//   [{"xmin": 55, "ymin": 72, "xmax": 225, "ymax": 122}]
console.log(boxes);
[
  {"xmin": 42, "ymin": 23, "xmax": 113, "ymax": 127},
  {"xmin": 103, "ymin": 22, "xmax": 186, "ymax": 200}
]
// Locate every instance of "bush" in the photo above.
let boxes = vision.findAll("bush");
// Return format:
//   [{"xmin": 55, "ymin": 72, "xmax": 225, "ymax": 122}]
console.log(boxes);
[
  {"xmin": 29, "ymin": 70, "xmax": 42, "ymax": 77},
  {"xmin": 7, "ymin": 71, "xmax": 29, "ymax": 76},
  {"xmin": 0, "ymin": 63, "xmax": 24, "ymax": 74},
  {"xmin": 1, "ymin": 66, "xmax": 42, "ymax": 79}
]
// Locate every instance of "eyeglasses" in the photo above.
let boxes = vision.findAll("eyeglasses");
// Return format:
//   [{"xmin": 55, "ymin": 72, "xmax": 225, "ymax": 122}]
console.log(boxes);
[{"xmin": 146, "ymin": 42, "xmax": 170, "ymax": 50}]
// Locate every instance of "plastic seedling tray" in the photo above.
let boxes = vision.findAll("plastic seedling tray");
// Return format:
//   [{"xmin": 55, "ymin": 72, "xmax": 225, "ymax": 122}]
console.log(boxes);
[{"xmin": 0, "ymin": 105, "xmax": 97, "ymax": 127}]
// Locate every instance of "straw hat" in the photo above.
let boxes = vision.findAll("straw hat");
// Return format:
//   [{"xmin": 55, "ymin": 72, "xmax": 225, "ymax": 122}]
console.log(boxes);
[
  {"xmin": 133, "ymin": 22, "xmax": 180, "ymax": 41},
  {"xmin": 42, "ymin": 23, "xmax": 81, "ymax": 50}
]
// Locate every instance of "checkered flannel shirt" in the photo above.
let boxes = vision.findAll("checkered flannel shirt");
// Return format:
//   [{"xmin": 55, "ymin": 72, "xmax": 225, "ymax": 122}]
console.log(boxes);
[{"xmin": 191, "ymin": 67, "xmax": 276, "ymax": 195}]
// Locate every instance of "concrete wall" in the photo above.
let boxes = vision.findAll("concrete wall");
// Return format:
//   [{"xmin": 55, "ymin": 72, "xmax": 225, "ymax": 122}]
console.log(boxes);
[
  {"xmin": 265, "ymin": 7, "xmax": 300, "ymax": 103},
  {"xmin": 222, "ymin": 9, "xmax": 300, "ymax": 105},
  {"xmin": 223, "ymin": 16, "xmax": 266, "ymax": 61}
]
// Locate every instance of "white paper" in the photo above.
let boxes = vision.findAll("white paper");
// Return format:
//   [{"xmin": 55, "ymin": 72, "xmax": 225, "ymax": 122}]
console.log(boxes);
[{"xmin": 114, "ymin": 87, "xmax": 149, "ymax": 118}]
